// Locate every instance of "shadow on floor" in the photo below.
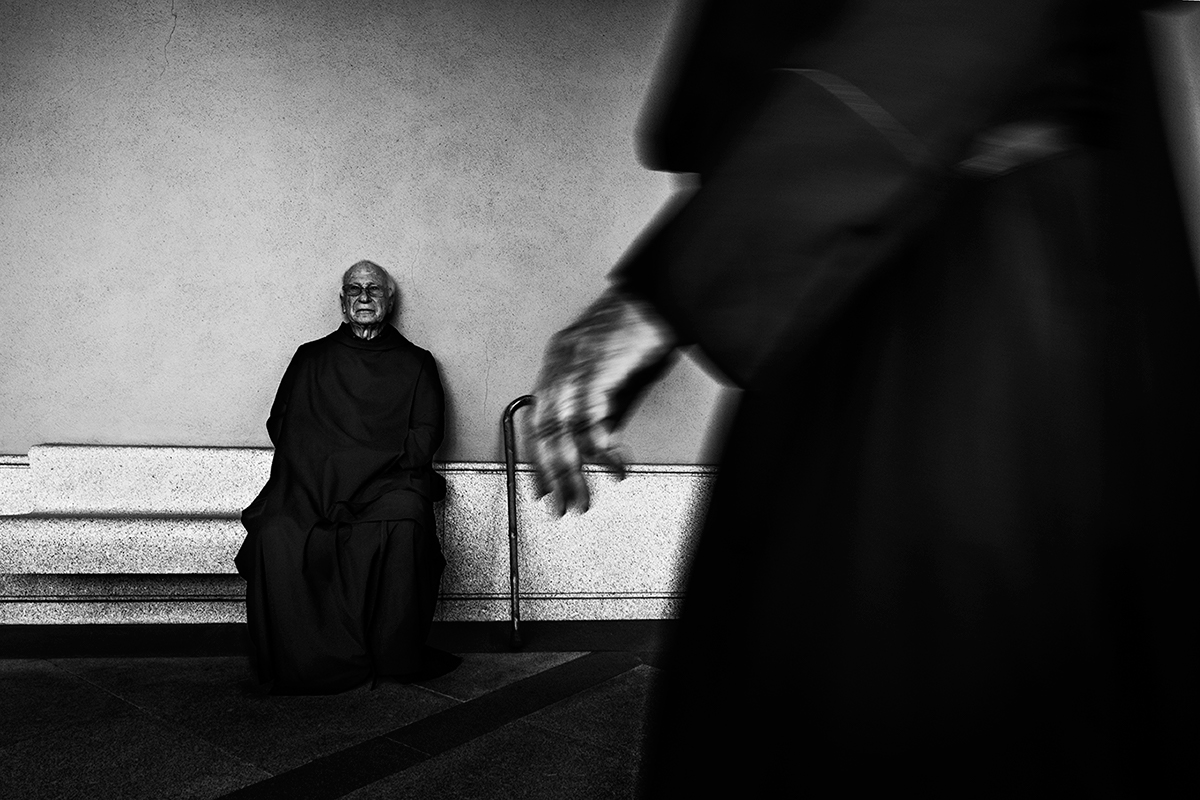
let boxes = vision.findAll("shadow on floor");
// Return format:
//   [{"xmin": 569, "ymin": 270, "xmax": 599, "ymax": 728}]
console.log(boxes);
[{"xmin": 0, "ymin": 622, "xmax": 671, "ymax": 800}]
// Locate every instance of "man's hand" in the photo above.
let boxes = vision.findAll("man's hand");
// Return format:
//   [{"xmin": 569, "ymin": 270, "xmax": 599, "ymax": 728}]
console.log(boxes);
[{"xmin": 531, "ymin": 288, "xmax": 677, "ymax": 515}]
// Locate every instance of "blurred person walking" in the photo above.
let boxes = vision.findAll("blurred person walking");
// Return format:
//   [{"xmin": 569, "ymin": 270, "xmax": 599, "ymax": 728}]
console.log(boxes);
[{"xmin": 532, "ymin": 0, "xmax": 1199, "ymax": 794}]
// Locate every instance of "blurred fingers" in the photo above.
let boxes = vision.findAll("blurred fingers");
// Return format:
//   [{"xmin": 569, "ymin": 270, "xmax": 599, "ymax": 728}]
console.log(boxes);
[{"xmin": 531, "ymin": 337, "xmax": 591, "ymax": 515}]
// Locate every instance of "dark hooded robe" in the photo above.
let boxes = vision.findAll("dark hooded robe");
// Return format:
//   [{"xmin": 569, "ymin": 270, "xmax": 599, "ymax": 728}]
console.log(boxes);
[
  {"xmin": 617, "ymin": 0, "xmax": 1199, "ymax": 795},
  {"xmin": 236, "ymin": 323, "xmax": 445, "ymax": 694}
]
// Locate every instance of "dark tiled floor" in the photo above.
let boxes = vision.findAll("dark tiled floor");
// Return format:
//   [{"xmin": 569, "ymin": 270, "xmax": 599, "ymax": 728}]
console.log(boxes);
[
  {"xmin": 342, "ymin": 718, "xmax": 638, "ymax": 800},
  {"xmin": 0, "ymin": 624, "xmax": 665, "ymax": 800}
]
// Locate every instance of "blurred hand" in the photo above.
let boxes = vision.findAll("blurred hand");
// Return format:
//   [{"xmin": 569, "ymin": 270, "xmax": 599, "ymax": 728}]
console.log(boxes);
[{"xmin": 531, "ymin": 288, "xmax": 677, "ymax": 515}]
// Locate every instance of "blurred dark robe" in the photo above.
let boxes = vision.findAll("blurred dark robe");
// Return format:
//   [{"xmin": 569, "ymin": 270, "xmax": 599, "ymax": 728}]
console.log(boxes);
[
  {"xmin": 236, "ymin": 323, "xmax": 446, "ymax": 694},
  {"xmin": 617, "ymin": 0, "xmax": 1199, "ymax": 794}
]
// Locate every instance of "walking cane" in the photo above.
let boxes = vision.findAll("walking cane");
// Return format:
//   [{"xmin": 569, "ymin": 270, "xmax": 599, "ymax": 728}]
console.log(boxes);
[{"xmin": 502, "ymin": 395, "xmax": 535, "ymax": 650}]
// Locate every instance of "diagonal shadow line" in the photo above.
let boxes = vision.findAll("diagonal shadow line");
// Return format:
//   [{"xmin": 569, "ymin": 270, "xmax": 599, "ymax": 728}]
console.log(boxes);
[{"xmin": 216, "ymin": 650, "xmax": 642, "ymax": 800}]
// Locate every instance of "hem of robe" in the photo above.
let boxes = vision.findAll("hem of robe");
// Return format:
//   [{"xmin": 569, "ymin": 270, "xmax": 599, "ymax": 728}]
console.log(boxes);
[{"xmin": 238, "ymin": 503, "xmax": 444, "ymax": 695}]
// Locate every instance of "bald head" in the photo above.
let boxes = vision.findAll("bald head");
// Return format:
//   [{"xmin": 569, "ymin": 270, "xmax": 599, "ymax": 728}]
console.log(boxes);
[
  {"xmin": 342, "ymin": 260, "xmax": 395, "ymax": 294},
  {"xmin": 340, "ymin": 260, "xmax": 398, "ymax": 338}
]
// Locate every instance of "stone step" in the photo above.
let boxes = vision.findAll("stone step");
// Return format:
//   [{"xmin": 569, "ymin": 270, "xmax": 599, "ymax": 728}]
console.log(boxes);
[
  {"xmin": 1, "ymin": 446, "xmax": 713, "ymax": 624},
  {"xmin": 0, "ymin": 445, "xmax": 271, "ymax": 516},
  {"xmin": 0, "ymin": 574, "xmax": 685, "ymax": 624},
  {"xmin": 0, "ymin": 515, "xmax": 239, "ymax": 573}
]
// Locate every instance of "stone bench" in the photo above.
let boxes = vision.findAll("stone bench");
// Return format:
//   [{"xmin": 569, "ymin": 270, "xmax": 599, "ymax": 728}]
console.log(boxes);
[{"xmin": 0, "ymin": 446, "xmax": 711, "ymax": 624}]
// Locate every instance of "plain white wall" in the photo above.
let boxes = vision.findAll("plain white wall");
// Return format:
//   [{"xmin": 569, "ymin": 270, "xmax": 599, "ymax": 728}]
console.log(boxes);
[{"xmin": 0, "ymin": 0, "xmax": 736, "ymax": 462}]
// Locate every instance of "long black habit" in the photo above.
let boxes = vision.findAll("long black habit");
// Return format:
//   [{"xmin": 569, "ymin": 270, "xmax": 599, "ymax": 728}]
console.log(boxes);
[
  {"xmin": 236, "ymin": 323, "xmax": 445, "ymax": 694},
  {"xmin": 617, "ymin": 0, "xmax": 1199, "ymax": 794}
]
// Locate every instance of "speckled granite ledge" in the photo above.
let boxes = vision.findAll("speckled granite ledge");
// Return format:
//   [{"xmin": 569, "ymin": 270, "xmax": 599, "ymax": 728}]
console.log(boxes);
[{"xmin": 0, "ymin": 446, "xmax": 713, "ymax": 623}]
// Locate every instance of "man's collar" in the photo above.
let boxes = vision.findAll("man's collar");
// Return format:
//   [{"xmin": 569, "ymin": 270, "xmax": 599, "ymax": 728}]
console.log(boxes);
[{"xmin": 333, "ymin": 323, "xmax": 403, "ymax": 350}]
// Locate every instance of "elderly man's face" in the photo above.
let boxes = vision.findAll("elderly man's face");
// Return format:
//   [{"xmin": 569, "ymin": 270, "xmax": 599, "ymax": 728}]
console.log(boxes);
[{"xmin": 341, "ymin": 265, "xmax": 392, "ymax": 326}]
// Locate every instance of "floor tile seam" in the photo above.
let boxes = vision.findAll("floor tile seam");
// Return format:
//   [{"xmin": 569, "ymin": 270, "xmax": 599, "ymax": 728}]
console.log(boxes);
[
  {"xmin": 45, "ymin": 659, "xmax": 275, "ymax": 777},
  {"xmin": 0, "ymin": 723, "xmax": 92, "ymax": 753},
  {"xmin": 0, "ymin": 700, "xmax": 277, "ymax": 787},
  {"xmin": 379, "ymin": 651, "xmax": 644, "ymax": 749},
  {"xmin": 512, "ymin": 659, "xmax": 656, "ymax": 721},
  {"xmin": 406, "ymin": 682, "xmax": 468, "ymax": 704},
  {"xmin": 0, "ymin": 719, "xmax": 148, "ymax": 755},
  {"xmin": 396, "ymin": 652, "xmax": 638, "ymax": 719},
  {"xmin": 44, "ymin": 658, "xmax": 161, "ymax": 715},
  {"xmin": 506, "ymin": 660, "xmax": 656, "ymax": 759},
  {"xmin": 219, "ymin": 652, "xmax": 641, "ymax": 799},
  {"xmin": 0, "ymin": 658, "xmax": 105, "ymax": 751},
  {"xmin": 317, "ymin": 717, "xmax": 640, "ymax": 798},
  {"xmin": 214, "ymin": 737, "xmax": 428, "ymax": 800},
  {"xmin": 403, "ymin": 649, "xmax": 589, "ymax": 705},
  {"xmin": 507, "ymin": 715, "xmax": 641, "ymax": 760},
  {"xmin": 351, "ymin": 716, "xmax": 635, "ymax": 792},
  {"xmin": 115, "ymin": 702, "xmax": 277, "ymax": 780},
  {"xmin": 243, "ymin": 693, "xmax": 467, "ymax": 780}
]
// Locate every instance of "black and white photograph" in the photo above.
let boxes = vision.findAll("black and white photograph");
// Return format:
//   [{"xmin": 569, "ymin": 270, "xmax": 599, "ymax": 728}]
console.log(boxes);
[{"xmin": 2, "ymin": 1, "xmax": 1197, "ymax": 797}]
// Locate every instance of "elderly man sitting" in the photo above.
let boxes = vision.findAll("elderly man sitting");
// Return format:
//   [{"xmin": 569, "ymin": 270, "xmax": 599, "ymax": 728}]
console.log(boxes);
[{"xmin": 236, "ymin": 259, "xmax": 447, "ymax": 693}]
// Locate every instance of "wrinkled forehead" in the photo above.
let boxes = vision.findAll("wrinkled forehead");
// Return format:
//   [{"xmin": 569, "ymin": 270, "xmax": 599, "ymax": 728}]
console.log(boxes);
[{"xmin": 343, "ymin": 265, "xmax": 388, "ymax": 288}]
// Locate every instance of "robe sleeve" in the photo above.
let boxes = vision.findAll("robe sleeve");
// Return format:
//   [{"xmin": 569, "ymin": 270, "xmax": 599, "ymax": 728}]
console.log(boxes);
[
  {"xmin": 265, "ymin": 346, "xmax": 304, "ymax": 446},
  {"xmin": 614, "ymin": 0, "xmax": 1078, "ymax": 390},
  {"xmin": 399, "ymin": 351, "xmax": 445, "ymax": 468}
]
